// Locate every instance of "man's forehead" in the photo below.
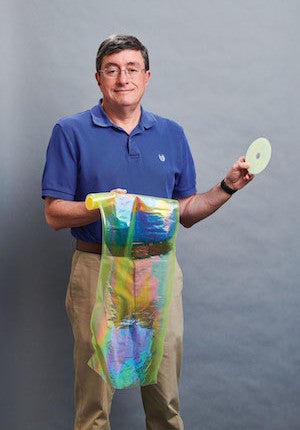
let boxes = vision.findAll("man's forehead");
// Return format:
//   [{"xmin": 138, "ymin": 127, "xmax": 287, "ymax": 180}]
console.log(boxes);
[{"xmin": 102, "ymin": 49, "xmax": 144, "ymax": 65}]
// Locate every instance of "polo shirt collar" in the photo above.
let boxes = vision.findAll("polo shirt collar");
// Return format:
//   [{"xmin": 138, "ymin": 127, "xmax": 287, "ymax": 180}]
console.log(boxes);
[{"xmin": 90, "ymin": 100, "xmax": 156, "ymax": 130}]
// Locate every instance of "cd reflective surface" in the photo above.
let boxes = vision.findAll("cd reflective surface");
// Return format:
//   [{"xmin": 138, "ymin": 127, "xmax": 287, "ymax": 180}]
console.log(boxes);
[{"xmin": 246, "ymin": 137, "xmax": 271, "ymax": 174}]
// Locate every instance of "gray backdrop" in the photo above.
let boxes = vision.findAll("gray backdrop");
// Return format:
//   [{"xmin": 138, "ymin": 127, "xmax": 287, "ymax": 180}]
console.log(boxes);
[{"xmin": 1, "ymin": 1, "xmax": 299, "ymax": 429}]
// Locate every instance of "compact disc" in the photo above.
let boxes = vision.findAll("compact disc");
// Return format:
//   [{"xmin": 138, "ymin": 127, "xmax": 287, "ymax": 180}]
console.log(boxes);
[{"xmin": 246, "ymin": 137, "xmax": 271, "ymax": 174}]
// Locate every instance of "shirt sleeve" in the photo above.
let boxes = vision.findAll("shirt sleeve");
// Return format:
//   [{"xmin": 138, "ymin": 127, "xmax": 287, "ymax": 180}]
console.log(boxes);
[
  {"xmin": 172, "ymin": 128, "xmax": 197, "ymax": 199},
  {"xmin": 41, "ymin": 123, "xmax": 78, "ymax": 201}
]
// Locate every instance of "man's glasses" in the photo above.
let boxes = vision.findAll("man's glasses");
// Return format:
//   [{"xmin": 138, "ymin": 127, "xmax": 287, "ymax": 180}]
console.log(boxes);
[{"xmin": 98, "ymin": 66, "xmax": 146, "ymax": 79}]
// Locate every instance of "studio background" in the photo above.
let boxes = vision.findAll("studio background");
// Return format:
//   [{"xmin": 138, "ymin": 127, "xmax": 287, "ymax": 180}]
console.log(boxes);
[{"xmin": 1, "ymin": 1, "xmax": 299, "ymax": 429}]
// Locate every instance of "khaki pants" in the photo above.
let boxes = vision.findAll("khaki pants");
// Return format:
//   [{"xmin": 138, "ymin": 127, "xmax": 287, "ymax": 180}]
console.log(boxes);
[{"xmin": 66, "ymin": 250, "xmax": 184, "ymax": 430}]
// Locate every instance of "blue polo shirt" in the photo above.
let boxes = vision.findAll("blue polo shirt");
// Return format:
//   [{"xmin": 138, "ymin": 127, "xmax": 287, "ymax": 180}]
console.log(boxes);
[{"xmin": 42, "ymin": 101, "xmax": 197, "ymax": 242}]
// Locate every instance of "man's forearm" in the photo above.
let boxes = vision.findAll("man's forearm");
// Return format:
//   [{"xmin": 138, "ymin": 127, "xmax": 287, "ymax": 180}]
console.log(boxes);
[
  {"xmin": 179, "ymin": 182, "xmax": 231, "ymax": 228},
  {"xmin": 44, "ymin": 197, "xmax": 100, "ymax": 231},
  {"xmin": 179, "ymin": 156, "xmax": 254, "ymax": 227}
]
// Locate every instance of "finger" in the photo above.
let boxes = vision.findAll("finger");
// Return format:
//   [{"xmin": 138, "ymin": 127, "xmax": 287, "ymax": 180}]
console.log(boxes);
[
  {"xmin": 111, "ymin": 188, "xmax": 127, "ymax": 194},
  {"xmin": 238, "ymin": 159, "xmax": 251, "ymax": 171},
  {"xmin": 244, "ymin": 172, "xmax": 254, "ymax": 182}
]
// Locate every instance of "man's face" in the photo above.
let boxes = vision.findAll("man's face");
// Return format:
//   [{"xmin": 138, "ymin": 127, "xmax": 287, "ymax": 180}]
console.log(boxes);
[{"xmin": 95, "ymin": 49, "xmax": 151, "ymax": 110}]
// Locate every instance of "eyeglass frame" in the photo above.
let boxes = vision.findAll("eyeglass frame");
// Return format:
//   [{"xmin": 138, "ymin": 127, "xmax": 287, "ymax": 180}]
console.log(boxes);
[{"xmin": 97, "ymin": 65, "xmax": 146, "ymax": 79}]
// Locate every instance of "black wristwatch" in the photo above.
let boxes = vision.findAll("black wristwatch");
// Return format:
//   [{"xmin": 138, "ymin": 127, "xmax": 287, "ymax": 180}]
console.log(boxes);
[{"xmin": 220, "ymin": 179, "xmax": 237, "ymax": 195}]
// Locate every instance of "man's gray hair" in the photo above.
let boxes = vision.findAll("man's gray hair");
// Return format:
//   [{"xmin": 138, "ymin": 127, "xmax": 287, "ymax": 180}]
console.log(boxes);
[{"xmin": 96, "ymin": 34, "xmax": 149, "ymax": 72}]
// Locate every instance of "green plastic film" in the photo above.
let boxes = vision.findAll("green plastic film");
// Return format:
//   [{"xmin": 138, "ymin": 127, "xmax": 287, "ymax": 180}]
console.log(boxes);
[{"xmin": 85, "ymin": 192, "xmax": 179, "ymax": 389}]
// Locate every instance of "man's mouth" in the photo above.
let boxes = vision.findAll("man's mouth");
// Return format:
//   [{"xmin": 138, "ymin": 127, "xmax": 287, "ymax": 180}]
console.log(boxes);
[{"xmin": 114, "ymin": 88, "xmax": 134, "ymax": 93}]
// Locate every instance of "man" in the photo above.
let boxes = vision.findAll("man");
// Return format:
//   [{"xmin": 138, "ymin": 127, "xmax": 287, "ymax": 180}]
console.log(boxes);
[{"xmin": 42, "ymin": 34, "xmax": 253, "ymax": 430}]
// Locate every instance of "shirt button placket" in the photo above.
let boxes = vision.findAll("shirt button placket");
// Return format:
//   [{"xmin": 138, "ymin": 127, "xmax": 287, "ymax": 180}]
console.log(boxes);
[{"xmin": 127, "ymin": 135, "xmax": 140, "ymax": 158}]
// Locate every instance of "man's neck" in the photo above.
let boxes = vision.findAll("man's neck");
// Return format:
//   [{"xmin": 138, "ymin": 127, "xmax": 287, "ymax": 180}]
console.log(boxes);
[{"xmin": 102, "ymin": 102, "xmax": 141, "ymax": 134}]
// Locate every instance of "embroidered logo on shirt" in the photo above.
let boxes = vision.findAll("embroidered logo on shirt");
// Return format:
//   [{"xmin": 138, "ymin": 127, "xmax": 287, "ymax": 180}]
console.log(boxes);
[{"xmin": 158, "ymin": 154, "xmax": 166, "ymax": 162}]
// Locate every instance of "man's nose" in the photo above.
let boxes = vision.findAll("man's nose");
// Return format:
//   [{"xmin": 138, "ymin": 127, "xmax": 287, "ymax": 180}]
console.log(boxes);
[{"xmin": 116, "ymin": 69, "xmax": 130, "ymax": 83}]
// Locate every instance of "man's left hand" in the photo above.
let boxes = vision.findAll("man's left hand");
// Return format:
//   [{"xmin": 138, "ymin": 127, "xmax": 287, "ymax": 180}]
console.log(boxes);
[{"xmin": 224, "ymin": 156, "xmax": 254, "ymax": 191}]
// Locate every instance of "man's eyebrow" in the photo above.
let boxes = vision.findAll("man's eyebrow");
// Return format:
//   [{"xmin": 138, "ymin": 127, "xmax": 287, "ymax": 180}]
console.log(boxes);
[
  {"xmin": 102, "ymin": 62, "xmax": 118, "ymax": 68},
  {"xmin": 102, "ymin": 61, "xmax": 141, "ymax": 68}
]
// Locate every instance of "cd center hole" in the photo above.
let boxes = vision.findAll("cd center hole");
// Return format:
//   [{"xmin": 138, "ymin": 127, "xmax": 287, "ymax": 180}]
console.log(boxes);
[{"xmin": 256, "ymin": 152, "xmax": 261, "ymax": 159}]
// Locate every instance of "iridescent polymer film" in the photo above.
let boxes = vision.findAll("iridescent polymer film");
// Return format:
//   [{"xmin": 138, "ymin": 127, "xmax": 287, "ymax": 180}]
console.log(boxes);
[{"xmin": 85, "ymin": 193, "xmax": 179, "ymax": 389}]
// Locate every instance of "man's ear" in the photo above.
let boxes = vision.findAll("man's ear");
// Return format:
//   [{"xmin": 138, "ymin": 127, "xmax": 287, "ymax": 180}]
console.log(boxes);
[
  {"xmin": 145, "ymin": 70, "xmax": 151, "ymax": 87},
  {"xmin": 95, "ymin": 72, "xmax": 101, "ymax": 87}
]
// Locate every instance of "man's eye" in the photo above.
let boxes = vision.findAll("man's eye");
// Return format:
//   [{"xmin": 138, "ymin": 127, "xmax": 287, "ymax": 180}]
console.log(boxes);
[{"xmin": 107, "ymin": 69, "xmax": 118, "ymax": 75}]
